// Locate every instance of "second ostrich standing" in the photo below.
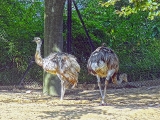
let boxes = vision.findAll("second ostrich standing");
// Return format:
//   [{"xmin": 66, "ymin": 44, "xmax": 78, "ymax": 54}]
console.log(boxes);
[
  {"xmin": 87, "ymin": 43, "xmax": 127, "ymax": 105},
  {"xmin": 33, "ymin": 37, "xmax": 80, "ymax": 100}
]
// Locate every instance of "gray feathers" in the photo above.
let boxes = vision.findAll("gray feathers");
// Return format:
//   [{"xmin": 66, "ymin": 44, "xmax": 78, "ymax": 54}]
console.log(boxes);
[{"xmin": 87, "ymin": 46, "xmax": 119, "ymax": 76}]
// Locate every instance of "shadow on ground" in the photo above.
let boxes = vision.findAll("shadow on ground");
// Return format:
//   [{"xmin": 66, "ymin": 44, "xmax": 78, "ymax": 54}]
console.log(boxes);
[{"xmin": 0, "ymin": 85, "xmax": 160, "ymax": 120}]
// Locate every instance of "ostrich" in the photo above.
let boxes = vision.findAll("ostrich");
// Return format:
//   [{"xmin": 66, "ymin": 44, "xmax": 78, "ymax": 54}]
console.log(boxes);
[
  {"xmin": 33, "ymin": 37, "xmax": 80, "ymax": 100},
  {"xmin": 87, "ymin": 43, "xmax": 127, "ymax": 105}
]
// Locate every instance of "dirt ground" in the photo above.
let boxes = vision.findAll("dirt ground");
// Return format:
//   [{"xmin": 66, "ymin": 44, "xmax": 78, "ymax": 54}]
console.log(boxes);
[{"xmin": 0, "ymin": 85, "xmax": 160, "ymax": 120}]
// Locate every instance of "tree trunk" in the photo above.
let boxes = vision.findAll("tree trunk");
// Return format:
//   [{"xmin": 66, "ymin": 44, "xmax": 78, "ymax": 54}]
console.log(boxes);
[{"xmin": 43, "ymin": 0, "xmax": 66, "ymax": 96}]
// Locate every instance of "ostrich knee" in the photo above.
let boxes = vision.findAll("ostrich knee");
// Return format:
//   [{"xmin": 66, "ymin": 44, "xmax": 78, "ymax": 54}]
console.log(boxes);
[{"xmin": 96, "ymin": 76, "xmax": 103, "ymax": 98}]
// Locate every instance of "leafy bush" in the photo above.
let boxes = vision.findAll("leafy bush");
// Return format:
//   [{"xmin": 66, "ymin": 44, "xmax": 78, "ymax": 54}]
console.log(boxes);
[
  {"xmin": 0, "ymin": 1, "xmax": 44, "ymax": 84},
  {"xmin": 0, "ymin": 0, "xmax": 159, "ymax": 85},
  {"xmin": 64, "ymin": 0, "xmax": 160, "ymax": 82}
]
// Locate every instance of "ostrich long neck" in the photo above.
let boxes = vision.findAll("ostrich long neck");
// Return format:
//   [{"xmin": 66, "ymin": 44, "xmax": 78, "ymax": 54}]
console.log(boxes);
[
  {"xmin": 115, "ymin": 76, "xmax": 123, "ymax": 85},
  {"xmin": 35, "ymin": 42, "xmax": 43, "ymax": 66}
]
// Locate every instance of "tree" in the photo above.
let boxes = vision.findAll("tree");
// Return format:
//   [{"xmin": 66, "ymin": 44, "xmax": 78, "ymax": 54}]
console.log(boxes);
[
  {"xmin": 43, "ymin": 0, "xmax": 66, "ymax": 96},
  {"xmin": 101, "ymin": 0, "xmax": 160, "ymax": 20}
]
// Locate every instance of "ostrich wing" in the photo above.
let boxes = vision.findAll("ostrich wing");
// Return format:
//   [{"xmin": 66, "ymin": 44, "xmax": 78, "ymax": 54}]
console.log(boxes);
[
  {"xmin": 56, "ymin": 53, "xmax": 80, "ymax": 86},
  {"xmin": 42, "ymin": 53, "xmax": 58, "ymax": 74},
  {"xmin": 87, "ymin": 47, "xmax": 119, "ymax": 77}
]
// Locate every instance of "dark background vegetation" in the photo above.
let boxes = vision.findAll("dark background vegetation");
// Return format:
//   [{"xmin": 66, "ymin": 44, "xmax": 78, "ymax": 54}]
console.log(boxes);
[{"xmin": 0, "ymin": 0, "xmax": 159, "ymax": 86}]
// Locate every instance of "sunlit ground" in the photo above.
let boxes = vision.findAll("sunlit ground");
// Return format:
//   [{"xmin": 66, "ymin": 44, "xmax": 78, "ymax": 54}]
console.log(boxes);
[{"xmin": 0, "ymin": 85, "xmax": 160, "ymax": 120}]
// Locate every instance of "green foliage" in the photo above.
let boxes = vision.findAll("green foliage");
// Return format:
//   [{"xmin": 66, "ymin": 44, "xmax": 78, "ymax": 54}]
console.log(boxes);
[
  {"xmin": 64, "ymin": 0, "xmax": 160, "ymax": 82},
  {"xmin": 0, "ymin": 0, "xmax": 44, "ymax": 84},
  {"xmin": 101, "ymin": 0, "xmax": 160, "ymax": 20},
  {"xmin": 0, "ymin": 0, "xmax": 159, "ymax": 85}
]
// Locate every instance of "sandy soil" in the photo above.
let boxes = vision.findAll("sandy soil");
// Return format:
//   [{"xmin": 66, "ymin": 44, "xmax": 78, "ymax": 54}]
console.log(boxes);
[{"xmin": 0, "ymin": 85, "xmax": 160, "ymax": 120}]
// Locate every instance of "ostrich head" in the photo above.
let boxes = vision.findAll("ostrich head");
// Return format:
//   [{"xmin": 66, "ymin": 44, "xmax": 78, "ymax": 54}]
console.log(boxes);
[
  {"xmin": 33, "ymin": 37, "xmax": 42, "ymax": 45},
  {"xmin": 119, "ymin": 73, "xmax": 128, "ymax": 82},
  {"xmin": 102, "ymin": 43, "xmax": 106, "ymax": 47}
]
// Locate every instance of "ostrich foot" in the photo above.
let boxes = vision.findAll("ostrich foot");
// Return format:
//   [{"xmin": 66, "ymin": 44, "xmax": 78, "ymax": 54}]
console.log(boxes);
[
  {"xmin": 99, "ymin": 100, "xmax": 107, "ymax": 106},
  {"xmin": 60, "ymin": 97, "xmax": 64, "ymax": 101},
  {"xmin": 99, "ymin": 103, "xmax": 107, "ymax": 106}
]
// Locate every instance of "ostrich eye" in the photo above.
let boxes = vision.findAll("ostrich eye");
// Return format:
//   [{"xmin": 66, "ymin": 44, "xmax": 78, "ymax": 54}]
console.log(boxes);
[{"xmin": 37, "ymin": 38, "xmax": 41, "ymax": 41}]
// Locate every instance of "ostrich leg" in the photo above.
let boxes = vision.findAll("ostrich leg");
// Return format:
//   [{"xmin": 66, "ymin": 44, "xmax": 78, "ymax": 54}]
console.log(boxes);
[
  {"xmin": 96, "ymin": 75, "xmax": 103, "ymax": 98},
  {"xmin": 57, "ymin": 74, "xmax": 66, "ymax": 100},
  {"xmin": 60, "ymin": 80, "xmax": 66, "ymax": 100},
  {"xmin": 101, "ymin": 80, "xmax": 108, "ymax": 105},
  {"xmin": 102, "ymin": 69, "xmax": 115, "ymax": 105}
]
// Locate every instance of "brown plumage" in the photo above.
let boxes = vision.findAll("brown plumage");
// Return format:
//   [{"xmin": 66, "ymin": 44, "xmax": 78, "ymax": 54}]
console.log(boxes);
[
  {"xmin": 87, "ymin": 43, "xmax": 127, "ymax": 105},
  {"xmin": 33, "ymin": 37, "xmax": 80, "ymax": 100}
]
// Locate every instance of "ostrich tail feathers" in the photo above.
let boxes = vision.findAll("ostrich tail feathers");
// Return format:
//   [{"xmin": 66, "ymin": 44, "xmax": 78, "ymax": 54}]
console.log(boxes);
[{"xmin": 69, "ymin": 78, "xmax": 78, "ymax": 87}]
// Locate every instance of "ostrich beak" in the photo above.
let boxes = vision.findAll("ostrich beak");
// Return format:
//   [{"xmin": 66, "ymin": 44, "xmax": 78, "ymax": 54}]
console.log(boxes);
[{"xmin": 32, "ymin": 37, "xmax": 41, "ymax": 42}]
